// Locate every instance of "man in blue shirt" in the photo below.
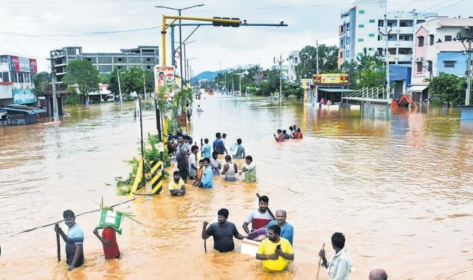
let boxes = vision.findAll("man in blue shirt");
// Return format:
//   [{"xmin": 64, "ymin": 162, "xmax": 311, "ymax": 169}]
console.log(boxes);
[
  {"xmin": 201, "ymin": 138, "xmax": 212, "ymax": 158},
  {"xmin": 265, "ymin": 210, "xmax": 294, "ymax": 245},
  {"xmin": 201, "ymin": 157, "xmax": 214, "ymax": 188},
  {"xmin": 213, "ymin": 132, "xmax": 227, "ymax": 155},
  {"xmin": 55, "ymin": 210, "xmax": 84, "ymax": 271}
]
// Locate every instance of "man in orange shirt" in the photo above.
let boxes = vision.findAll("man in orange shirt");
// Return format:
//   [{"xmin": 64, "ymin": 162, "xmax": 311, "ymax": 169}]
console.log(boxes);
[{"xmin": 93, "ymin": 225, "xmax": 121, "ymax": 259}]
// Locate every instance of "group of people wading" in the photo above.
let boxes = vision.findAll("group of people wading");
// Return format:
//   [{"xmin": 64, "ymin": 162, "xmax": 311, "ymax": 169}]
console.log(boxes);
[{"xmin": 52, "ymin": 123, "xmax": 388, "ymax": 279}]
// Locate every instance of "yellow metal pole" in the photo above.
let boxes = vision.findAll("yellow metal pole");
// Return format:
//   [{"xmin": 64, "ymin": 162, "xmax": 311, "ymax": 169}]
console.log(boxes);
[
  {"xmin": 163, "ymin": 117, "xmax": 169, "ymax": 151},
  {"xmin": 162, "ymin": 16, "xmax": 167, "ymax": 65}
]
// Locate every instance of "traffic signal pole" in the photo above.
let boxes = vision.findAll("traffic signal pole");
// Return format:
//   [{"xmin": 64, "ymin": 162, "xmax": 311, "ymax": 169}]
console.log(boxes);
[{"xmin": 161, "ymin": 15, "xmax": 241, "ymax": 65}]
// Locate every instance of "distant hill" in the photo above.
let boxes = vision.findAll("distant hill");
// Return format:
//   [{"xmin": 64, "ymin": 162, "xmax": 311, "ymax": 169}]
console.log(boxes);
[{"xmin": 192, "ymin": 70, "xmax": 227, "ymax": 82}]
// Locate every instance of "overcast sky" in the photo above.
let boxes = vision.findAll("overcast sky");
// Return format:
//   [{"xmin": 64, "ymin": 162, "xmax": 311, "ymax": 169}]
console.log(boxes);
[{"xmin": 0, "ymin": 0, "xmax": 471, "ymax": 75}]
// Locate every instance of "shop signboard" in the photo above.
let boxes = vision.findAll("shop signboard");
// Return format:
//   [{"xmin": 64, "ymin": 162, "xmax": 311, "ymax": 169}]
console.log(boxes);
[
  {"xmin": 313, "ymin": 73, "xmax": 349, "ymax": 84},
  {"xmin": 13, "ymin": 89, "xmax": 36, "ymax": 104},
  {"xmin": 19, "ymin": 57, "xmax": 30, "ymax": 72}
]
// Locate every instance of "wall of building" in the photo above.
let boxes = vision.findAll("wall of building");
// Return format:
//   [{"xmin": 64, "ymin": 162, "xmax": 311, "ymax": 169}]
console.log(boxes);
[
  {"xmin": 413, "ymin": 27, "xmax": 428, "ymax": 79},
  {"xmin": 437, "ymin": 51, "xmax": 467, "ymax": 76}
]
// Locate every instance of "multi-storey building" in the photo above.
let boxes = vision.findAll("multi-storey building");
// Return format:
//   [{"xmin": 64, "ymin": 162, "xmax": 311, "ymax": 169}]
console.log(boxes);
[
  {"xmin": 0, "ymin": 55, "xmax": 37, "ymax": 106},
  {"xmin": 287, "ymin": 50, "xmax": 300, "ymax": 83},
  {"xmin": 338, "ymin": 0, "xmax": 436, "ymax": 68},
  {"xmin": 411, "ymin": 17, "xmax": 473, "ymax": 101},
  {"xmin": 51, "ymin": 46, "xmax": 159, "ymax": 82}
]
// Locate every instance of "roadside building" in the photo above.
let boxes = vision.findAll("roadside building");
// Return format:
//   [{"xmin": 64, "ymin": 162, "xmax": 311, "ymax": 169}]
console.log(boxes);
[
  {"xmin": 50, "ymin": 46, "xmax": 159, "ymax": 82},
  {"xmin": 0, "ymin": 55, "xmax": 38, "ymax": 107},
  {"xmin": 338, "ymin": 0, "xmax": 436, "ymax": 68},
  {"xmin": 411, "ymin": 17, "xmax": 473, "ymax": 101},
  {"xmin": 287, "ymin": 50, "xmax": 300, "ymax": 83}
]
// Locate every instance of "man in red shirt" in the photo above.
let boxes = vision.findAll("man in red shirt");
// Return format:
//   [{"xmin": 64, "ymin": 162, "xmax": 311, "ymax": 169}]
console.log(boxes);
[{"xmin": 93, "ymin": 227, "xmax": 121, "ymax": 259}]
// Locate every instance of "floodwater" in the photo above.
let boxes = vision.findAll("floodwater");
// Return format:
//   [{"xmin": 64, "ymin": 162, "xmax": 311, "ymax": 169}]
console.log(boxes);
[{"xmin": 1, "ymin": 96, "xmax": 473, "ymax": 280}]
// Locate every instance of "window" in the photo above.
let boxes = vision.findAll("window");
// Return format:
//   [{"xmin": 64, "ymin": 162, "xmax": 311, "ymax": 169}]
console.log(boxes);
[
  {"xmin": 369, "ymin": 19, "xmax": 376, "ymax": 23},
  {"xmin": 340, "ymin": 52, "xmax": 343, "ymax": 58},
  {"xmin": 418, "ymin": 36, "xmax": 424, "ymax": 47},
  {"xmin": 19, "ymin": 72, "xmax": 24, "ymax": 83},
  {"xmin": 340, "ymin": 25, "xmax": 344, "ymax": 33},
  {"xmin": 399, "ymin": 34, "xmax": 412, "ymax": 41},
  {"xmin": 294, "ymin": 57, "xmax": 298, "ymax": 63},
  {"xmin": 147, "ymin": 66, "xmax": 151, "ymax": 69},
  {"xmin": 428, "ymin": 61, "xmax": 433, "ymax": 72},
  {"xmin": 118, "ymin": 66, "xmax": 123, "ymax": 69},
  {"xmin": 359, "ymin": 10, "xmax": 365, "ymax": 14},
  {"xmin": 389, "ymin": 48, "xmax": 397, "ymax": 55},
  {"xmin": 359, "ymin": 24, "xmax": 365, "ymax": 28},
  {"xmin": 358, "ymin": 38, "xmax": 364, "ymax": 42},
  {"xmin": 346, "ymin": 23, "xmax": 350, "ymax": 31},
  {"xmin": 0, "ymin": 72, "xmax": 9, "ymax": 82},
  {"xmin": 369, "ymin": 33, "xmax": 375, "ymax": 38},
  {"xmin": 387, "ymin": 20, "xmax": 397, "ymax": 28},
  {"xmin": 86, "ymin": 58, "xmax": 92, "ymax": 61},
  {"xmin": 388, "ymin": 34, "xmax": 397, "ymax": 41},
  {"xmin": 346, "ymin": 37, "xmax": 350, "ymax": 45},
  {"xmin": 429, "ymin": 35, "xmax": 435, "ymax": 45},
  {"xmin": 346, "ymin": 50, "xmax": 350, "ymax": 58},
  {"xmin": 118, "ymin": 58, "xmax": 123, "ymax": 62},
  {"xmin": 340, "ymin": 38, "xmax": 344, "ymax": 47},
  {"xmin": 445, "ymin": 35, "xmax": 452, "ymax": 42},
  {"xmin": 416, "ymin": 62, "xmax": 423, "ymax": 73},
  {"xmin": 399, "ymin": 48, "xmax": 413, "ymax": 54},
  {"xmin": 444, "ymin": 61, "xmax": 456, "ymax": 68},
  {"xmin": 378, "ymin": 20, "xmax": 384, "ymax": 27},
  {"xmin": 377, "ymin": 48, "xmax": 383, "ymax": 56},
  {"xmin": 417, "ymin": 20, "xmax": 425, "ymax": 24},
  {"xmin": 399, "ymin": 20, "xmax": 414, "ymax": 27},
  {"xmin": 378, "ymin": 35, "xmax": 383, "ymax": 41}
]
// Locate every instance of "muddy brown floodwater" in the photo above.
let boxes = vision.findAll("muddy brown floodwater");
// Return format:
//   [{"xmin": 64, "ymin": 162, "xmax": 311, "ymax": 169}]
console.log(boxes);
[{"xmin": 1, "ymin": 96, "xmax": 473, "ymax": 280}]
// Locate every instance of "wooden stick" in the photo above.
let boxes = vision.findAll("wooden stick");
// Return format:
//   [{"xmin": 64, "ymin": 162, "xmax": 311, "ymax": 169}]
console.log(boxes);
[
  {"xmin": 256, "ymin": 193, "xmax": 276, "ymax": 220},
  {"xmin": 316, "ymin": 243, "xmax": 325, "ymax": 280},
  {"xmin": 56, "ymin": 230, "xmax": 61, "ymax": 262}
]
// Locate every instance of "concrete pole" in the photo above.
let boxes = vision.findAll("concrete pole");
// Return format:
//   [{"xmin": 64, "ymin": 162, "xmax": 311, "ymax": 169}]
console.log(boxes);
[
  {"xmin": 178, "ymin": 10, "xmax": 184, "ymax": 89},
  {"xmin": 239, "ymin": 74, "xmax": 242, "ymax": 96},
  {"xmin": 183, "ymin": 43, "xmax": 187, "ymax": 82},
  {"xmin": 466, "ymin": 40, "xmax": 472, "ymax": 106},
  {"xmin": 316, "ymin": 40, "xmax": 320, "ymax": 74},
  {"xmin": 117, "ymin": 69, "xmax": 123, "ymax": 104},
  {"xmin": 171, "ymin": 26, "xmax": 175, "ymax": 68},
  {"xmin": 49, "ymin": 51, "xmax": 59, "ymax": 122},
  {"xmin": 384, "ymin": 13, "xmax": 391, "ymax": 100},
  {"xmin": 143, "ymin": 72, "xmax": 146, "ymax": 99}
]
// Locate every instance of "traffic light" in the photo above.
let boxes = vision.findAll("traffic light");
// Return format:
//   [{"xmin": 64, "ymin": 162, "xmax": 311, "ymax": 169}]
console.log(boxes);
[{"xmin": 212, "ymin": 17, "xmax": 240, "ymax": 27}]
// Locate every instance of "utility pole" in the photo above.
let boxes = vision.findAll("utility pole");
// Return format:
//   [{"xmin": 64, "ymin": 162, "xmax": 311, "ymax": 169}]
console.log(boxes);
[
  {"xmin": 379, "ymin": 12, "xmax": 392, "ymax": 100},
  {"xmin": 466, "ymin": 39, "xmax": 472, "ymax": 106},
  {"xmin": 143, "ymin": 72, "xmax": 147, "ymax": 100},
  {"xmin": 117, "ymin": 69, "xmax": 123, "ymax": 104},
  {"xmin": 49, "ymin": 51, "xmax": 59, "ymax": 122},
  {"xmin": 275, "ymin": 55, "xmax": 284, "ymax": 99},
  {"xmin": 316, "ymin": 40, "xmax": 320, "ymax": 74},
  {"xmin": 183, "ymin": 42, "xmax": 187, "ymax": 83}
]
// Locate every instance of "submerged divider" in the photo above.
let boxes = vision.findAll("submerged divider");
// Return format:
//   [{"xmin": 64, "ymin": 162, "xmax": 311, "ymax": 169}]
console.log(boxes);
[{"xmin": 129, "ymin": 159, "xmax": 164, "ymax": 197}]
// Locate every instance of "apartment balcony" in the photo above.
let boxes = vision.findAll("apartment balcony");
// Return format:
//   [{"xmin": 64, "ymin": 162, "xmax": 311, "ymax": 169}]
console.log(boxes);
[
  {"xmin": 390, "ymin": 41, "xmax": 414, "ymax": 48},
  {"xmin": 396, "ymin": 54, "xmax": 413, "ymax": 62},
  {"xmin": 394, "ymin": 26, "xmax": 414, "ymax": 34}
]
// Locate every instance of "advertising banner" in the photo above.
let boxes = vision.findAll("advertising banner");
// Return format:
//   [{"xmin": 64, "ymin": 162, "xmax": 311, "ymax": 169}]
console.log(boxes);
[
  {"xmin": 301, "ymin": 79, "xmax": 312, "ymax": 89},
  {"xmin": 13, "ymin": 89, "xmax": 36, "ymax": 104},
  {"xmin": 10, "ymin": 56, "xmax": 19, "ymax": 72},
  {"xmin": 29, "ymin": 59, "xmax": 38, "ymax": 73},
  {"xmin": 19, "ymin": 57, "xmax": 30, "ymax": 72},
  {"xmin": 154, "ymin": 65, "xmax": 175, "ymax": 94},
  {"xmin": 313, "ymin": 74, "xmax": 349, "ymax": 84}
]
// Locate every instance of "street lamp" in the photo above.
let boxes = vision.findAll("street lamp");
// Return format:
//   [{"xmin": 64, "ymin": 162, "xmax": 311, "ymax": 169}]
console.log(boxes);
[
  {"xmin": 155, "ymin": 4, "xmax": 204, "ymax": 89},
  {"xmin": 186, "ymin": 57, "xmax": 196, "ymax": 85},
  {"xmin": 176, "ymin": 40, "xmax": 196, "ymax": 82}
]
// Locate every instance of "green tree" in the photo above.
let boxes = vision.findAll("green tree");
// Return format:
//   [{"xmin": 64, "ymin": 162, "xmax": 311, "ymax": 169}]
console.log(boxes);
[
  {"xmin": 98, "ymin": 73, "xmax": 111, "ymax": 84},
  {"xmin": 63, "ymin": 60, "xmax": 99, "ymax": 102},
  {"xmin": 33, "ymin": 71, "xmax": 51, "ymax": 96},
  {"xmin": 430, "ymin": 72, "xmax": 466, "ymax": 107},
  {"xmin": 295, "ymin": 44, "xmax": 339, "ymax": 80},
  {"xmin": 355, "ymin": 48, "xmax": 386, "ymax": 88},
  {"xmin": 341, "ymin": 60, "xmax": 358, "ymax": 88},
  {"xmin": 122, "ymin": 67, "xmax": 144, "ymax": 94},
  {"xmin": 107, "ymin": 68, "xmax": 120, "ymax": 95},
  {"xmin": 144, "ymin": 69, "xmax": 154, "ymax": 94}
]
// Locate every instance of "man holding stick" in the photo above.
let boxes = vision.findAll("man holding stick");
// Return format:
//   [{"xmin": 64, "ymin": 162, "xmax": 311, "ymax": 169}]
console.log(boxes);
[
  {"xmin": 242, "ymin": 195, "xmax": 274, "ymax": 237},
  {"xmin": 54, "ymin": 210, "xmax": 84, "ymax": 271},
  {"xmin": 318, "ymin": 232, "xmax": 352, "ymax": 280}
]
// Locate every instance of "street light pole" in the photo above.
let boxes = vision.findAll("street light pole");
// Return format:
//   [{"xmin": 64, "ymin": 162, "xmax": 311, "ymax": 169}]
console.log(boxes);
[{"xmin": 155, "ymin": 4, "xmax": 204, "ymax": 90}]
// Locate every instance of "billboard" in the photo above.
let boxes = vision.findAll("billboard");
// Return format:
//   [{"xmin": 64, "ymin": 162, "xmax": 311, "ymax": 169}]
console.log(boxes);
[
  {"xmin": 313, "ymin": 74, "xmax": 349, "ymax": 84},
  {"xmin": 10, "ymin": 56, "xmax": 19, "ymax": 72},
  {"xmin": 29, "ymin": 59, "xmax": 38, "ymax": 73},
  {"xmin": 9, "ymin": 56, "xmax": 37, "ymax": 73},
  {"xmin": 154, "ymin": 65, "xmax": 175, "ymax": 93},
  {"xmin": 13, "ymin": 89, "xmax": 36, "ymax": 104}
]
